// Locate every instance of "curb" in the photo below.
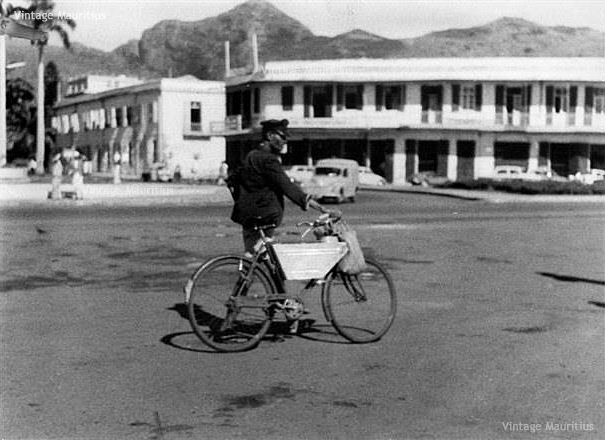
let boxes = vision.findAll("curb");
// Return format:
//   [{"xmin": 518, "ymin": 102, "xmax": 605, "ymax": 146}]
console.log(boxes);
[
  {"xmin": 359, "ymin": 185, "xmax": 486, "ymax": 201},
  {"xmin": 359, "ymin": 185, "xmax": 605, "ymax": 203}
]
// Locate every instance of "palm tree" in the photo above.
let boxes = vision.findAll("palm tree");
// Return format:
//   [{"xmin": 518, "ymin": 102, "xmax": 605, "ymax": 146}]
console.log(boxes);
[{"xmin": 12, "ymin": 1, "xmax": 74, "ymax": 174}]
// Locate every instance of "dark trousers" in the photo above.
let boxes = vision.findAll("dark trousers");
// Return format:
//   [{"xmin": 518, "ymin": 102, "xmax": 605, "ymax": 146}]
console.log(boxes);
[{"xmin": 242, "ymin": 227, "xmax": 275, "ymax": 254}]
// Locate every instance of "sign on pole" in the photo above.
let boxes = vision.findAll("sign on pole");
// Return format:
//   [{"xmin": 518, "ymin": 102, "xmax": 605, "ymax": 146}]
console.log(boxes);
[{"xmin": 0, "ymin": 17, "xmax": 47, "ymax": 42}]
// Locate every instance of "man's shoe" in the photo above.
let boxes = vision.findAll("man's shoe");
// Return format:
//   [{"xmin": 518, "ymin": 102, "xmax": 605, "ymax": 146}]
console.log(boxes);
[{"xmin": 287, "ymin": 319, "xmax": 299, "ymax": 335}]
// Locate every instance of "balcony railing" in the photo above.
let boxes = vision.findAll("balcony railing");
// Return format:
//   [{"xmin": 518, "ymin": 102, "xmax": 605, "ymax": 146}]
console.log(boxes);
[
  {"xmin": 495, "ymin": 111, "xmax": 529, "ymax": 127},
  {"xmin": 421, "ymin": 110, "xmax": 442, "ymax": 124}
]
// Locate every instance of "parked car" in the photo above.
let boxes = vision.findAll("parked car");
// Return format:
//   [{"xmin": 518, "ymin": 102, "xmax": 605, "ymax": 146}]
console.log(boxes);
[
  {"xmin": 284, "ymin": 164, "xmax": 314, "ymax": 184},
  {"xmin": 409, "ymin": 171, "xmax": 449, "ymax": 186},
  {"xmin": 492, "ymin": 165, "xmax": 524, "ymax": 180},
  {"xmin": 302, "ymin": 159, "xmax": 358, "ymax": 203},
  {"xmin": 520, "ymin": 167, "xmax": 568, "ymax": 182},
  {"xmin": 358, "ymin": 167, "xmax": 387, "ymax": 186},
  {"xmin": 571, "ymin": 168, "xmax": 605, "ymax": 185},
  {"xmin": 592, "ymin": 169, "xmax": 605, "ymax": 181}
]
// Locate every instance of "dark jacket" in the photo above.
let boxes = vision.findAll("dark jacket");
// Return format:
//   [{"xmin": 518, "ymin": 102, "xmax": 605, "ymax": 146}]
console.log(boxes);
[{"xmin": 231, "ymin": 148, "xmax": 309, "ymax": 228}]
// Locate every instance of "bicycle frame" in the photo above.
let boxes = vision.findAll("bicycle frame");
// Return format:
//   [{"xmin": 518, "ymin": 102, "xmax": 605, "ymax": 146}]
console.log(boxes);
[{"xmin": 228, "ymin": 226, "xmax": 325, "ymax": 312}]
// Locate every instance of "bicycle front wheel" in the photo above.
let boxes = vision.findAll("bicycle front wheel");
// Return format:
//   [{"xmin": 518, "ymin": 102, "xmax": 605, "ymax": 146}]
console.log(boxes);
[
  {"xmin": 186, "ymin": 256, "xmax": 275, "ymax": 352},
  {"xmin": 322, "ymin": 257, "xmax": 397, "ymax": 343}
]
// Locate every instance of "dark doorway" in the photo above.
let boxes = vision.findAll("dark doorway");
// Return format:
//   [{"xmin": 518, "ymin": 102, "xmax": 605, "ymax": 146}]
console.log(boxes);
[
  {"xmin": 370, "ymin": 140, "xmax": 394, "ymax": 178},
  {"xmin": 311, "ymin": 139, "xmax": 341, "ymax": 162},
  {"xmin": 418, "ymin": 140, "xmax": 440, "ymax": 172},
  {"xmin": 590, "ymin": 144, "xmax": 605, "ymax": 169},
  {"xmin": 494, "ymin": 142, "xmax": 530, "ymax": 168},
  {"xmin": 457, "ymin": 140, "xmax": 475, "ymax": 180}
]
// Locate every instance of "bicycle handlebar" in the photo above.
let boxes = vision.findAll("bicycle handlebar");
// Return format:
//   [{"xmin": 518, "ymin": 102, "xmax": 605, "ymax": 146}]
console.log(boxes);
[{"xmin": 296, "ymin": 211, "xmax": 342, "ymax": 239}]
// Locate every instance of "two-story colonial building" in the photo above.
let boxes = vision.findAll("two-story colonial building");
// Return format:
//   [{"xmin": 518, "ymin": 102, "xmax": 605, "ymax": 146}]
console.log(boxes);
[
  {"xmin": 222, "ymin": 57, "xmax": 605, "ymax": 183},
  {"xmin": 52, "ymin": 75, "xmax": 227, "ymax": 180}
]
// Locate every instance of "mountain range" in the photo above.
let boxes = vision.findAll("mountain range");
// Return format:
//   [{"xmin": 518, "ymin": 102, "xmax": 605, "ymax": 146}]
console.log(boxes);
[{"xmin": 6, "ymin": 0, "xmax": 604, "ymax": 87}]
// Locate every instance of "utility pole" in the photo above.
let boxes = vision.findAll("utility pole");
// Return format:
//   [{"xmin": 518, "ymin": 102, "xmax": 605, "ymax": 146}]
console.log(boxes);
[{"xmin": 0, "ymin": 15, "xmax": 47, "ymax": 166}]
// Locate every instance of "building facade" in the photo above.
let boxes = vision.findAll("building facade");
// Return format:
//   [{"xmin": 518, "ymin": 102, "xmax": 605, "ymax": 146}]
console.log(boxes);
[
  {"xmin": 222, "ymin": 57, "xmax": 605, "ymax": 183},
  {"xmin": 52, "ymin": 76, "xmax": 227, "ymax": 179},
  {"xmin": 63, "ymin": 75, "xmax": 144, "ymax": 98}
]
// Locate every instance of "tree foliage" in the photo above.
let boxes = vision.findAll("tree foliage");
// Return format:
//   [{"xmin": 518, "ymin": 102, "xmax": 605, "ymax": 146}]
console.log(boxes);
[{"xmin": 5, "ymin": 78, "xmax": 35, "ymax": 157}]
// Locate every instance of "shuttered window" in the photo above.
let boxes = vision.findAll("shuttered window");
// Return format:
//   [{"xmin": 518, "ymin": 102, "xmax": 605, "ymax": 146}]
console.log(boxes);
[
  {"xmin": 452, "ymin": 84, "xmax": 460, "ymax": 111},
  {"xmin": 375, "ymin": 85, "xmax": 383, "ymax": 111},
  {"xmin": 281, "ymin": 86, "xmax": 294, "ymax": 111}
]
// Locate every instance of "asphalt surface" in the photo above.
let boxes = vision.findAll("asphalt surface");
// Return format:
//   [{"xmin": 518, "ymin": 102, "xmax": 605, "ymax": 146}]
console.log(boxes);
[{"xmin": 0, "ymin": 191, "xmax": 604, "ymax": 439}]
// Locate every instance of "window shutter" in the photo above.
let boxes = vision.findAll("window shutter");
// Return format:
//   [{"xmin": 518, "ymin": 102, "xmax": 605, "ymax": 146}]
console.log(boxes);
[
  {"xmin": 495, "ymin": 85, "xmax": 504, "ymax": 113},
  {"xmin": 452, "ymin": 84, "xmax": 460, "ymax": 111},
  {"xmin": 253, "ymin": 87, "xmax": 260, "ymax": 113},
  {"xmin": 421, "ymin": 86, "xmax": 429, "ymax": 111},
  {"xmin": 356, "ymin": 84, "xmax": 364, "ymax": 110},
  {"xmin": 475, "ymin": 84, "xmax": 482, "ymax": 111},
  {"xmin": 569, "ymin": 86, "xmax": 577, "ymax": 113},
  {"xmin": 375, "ymin": 85, "xmax": 383, "ymax": 111},
  {"xmin": 399, "ymin": 85, "xmax": 406, "ymax": 111},
  {"xmin": 545, "ymin": 86, "xmax": 554, "ymax": 113},
  {"xmin": 281, "ymin": 86, "xmax": 293, "ymax": 111},
  {"xmin": 325, "ymin": 85, "xmax": 333, "ymax": 117},
  {"xmin": 585, "ymin": 86, "xmax": 594, "ymax": 112},
  {"xmin": 304, "ymin": 86, "xmax": 312, "ymax": 118},
  {"xmin": 584, "ymin": 86, "xmax": 593, "ymax": 125},
  {"xmin": 336, "ymin": 84, "xmax": 343, "ymax": 111},
  {"xmin": 525, "ymin": 85, "xmax": 532, "ymax": 112}
]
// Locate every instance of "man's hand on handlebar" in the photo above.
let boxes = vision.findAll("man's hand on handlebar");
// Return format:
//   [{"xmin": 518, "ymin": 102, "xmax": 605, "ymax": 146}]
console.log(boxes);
[{"xmin": 307, "ymin": 198, "xmax": 341, "ymax": 220}]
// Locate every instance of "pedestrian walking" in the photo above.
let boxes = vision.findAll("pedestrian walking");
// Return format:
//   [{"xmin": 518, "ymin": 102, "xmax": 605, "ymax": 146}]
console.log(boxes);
[
  {"xmin": 27, "ymin": 157, "xmax": 37, "ymax": 176},
  {"xmin": 70, "ymin": 151, "xmax": 84, "ymax": 199},
  {"xmin": 50, "ymin": 153, "xmax": 63, "ymax": 200},
  {"xmin": 217, "ymin": 161, "xmax": 229, "ymax": 185},
  {"xmin": 230, "ymin": 119, "xmax": 330, "ymax": 254},
  {"xmin": 113, "ymin": 150, "xmax": 122, "ymax": 184}
]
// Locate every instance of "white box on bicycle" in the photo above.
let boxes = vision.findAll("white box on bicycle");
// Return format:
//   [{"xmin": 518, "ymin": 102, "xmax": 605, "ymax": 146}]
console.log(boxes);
[{"xmin": 272, "ymin": 242, "xmax": 348, "ymax": 280}]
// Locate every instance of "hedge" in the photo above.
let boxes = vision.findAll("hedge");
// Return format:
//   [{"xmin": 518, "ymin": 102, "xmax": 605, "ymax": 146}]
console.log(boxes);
[{"xmin": 437, "ymin": 179, "xmax": 605, "ymax": 195}]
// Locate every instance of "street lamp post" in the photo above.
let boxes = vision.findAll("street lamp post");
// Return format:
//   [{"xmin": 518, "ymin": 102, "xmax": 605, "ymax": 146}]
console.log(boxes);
[{"xmin": 0, "ymin": 16, "xmax": 46, "ymax": 167}]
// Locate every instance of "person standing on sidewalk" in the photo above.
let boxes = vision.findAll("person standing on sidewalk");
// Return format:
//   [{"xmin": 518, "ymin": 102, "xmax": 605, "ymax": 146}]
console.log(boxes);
[
  {"xmin": 217, "ymin": 161, "xmax": 229, "ymax": 185},
  {"xmin": 113, "ymin": 150, "xmax": 122, "ymax": 184},
  {"xmin": 50, "ymin": 153, "xmax": 63, "ymax": 200},
  {"xmin": 70, "ymin": 151, "xmax": 84, "ymax": 199}
]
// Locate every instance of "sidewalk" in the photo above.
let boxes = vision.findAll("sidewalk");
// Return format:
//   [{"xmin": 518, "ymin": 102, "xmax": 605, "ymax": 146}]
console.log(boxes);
[
  {"xmin": 1, "ymin": 180, "xmax": 604, "ymax": 207},
  {"xmin": 0, "ymin": 182, "xmax": 233, "ymax": 206}
]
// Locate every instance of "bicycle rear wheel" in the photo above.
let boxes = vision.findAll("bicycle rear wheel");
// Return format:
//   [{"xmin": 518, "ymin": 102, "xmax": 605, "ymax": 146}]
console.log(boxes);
[
  {"xmin": 322, "ymin": 257, "xmax": 397, "ymax": 343},
  {"xmin": 185, "ymin": 255, "xmax": 275, "ymax": 352}
]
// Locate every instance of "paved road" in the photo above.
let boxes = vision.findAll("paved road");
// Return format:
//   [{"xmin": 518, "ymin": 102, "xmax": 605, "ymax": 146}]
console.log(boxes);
[{"xmin": 1, "ymin": 192, "xmax": 604, "ymax": 439}]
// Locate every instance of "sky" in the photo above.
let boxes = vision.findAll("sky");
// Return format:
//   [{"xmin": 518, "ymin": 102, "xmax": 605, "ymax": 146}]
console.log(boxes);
[{"xmin": 12, "ymin": 0, "xmax": 605, "ymax": 52}]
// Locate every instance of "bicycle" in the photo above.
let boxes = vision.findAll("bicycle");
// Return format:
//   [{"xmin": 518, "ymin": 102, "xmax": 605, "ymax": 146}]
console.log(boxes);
[{"xmin": 184, "ymin": 213, "xmax": 397, "ymax": 352}]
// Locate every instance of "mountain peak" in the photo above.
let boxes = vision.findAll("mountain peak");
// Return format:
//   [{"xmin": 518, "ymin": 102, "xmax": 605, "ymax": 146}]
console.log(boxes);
[
  {"xmin": 336, "ymin": 29, "xmax": 387, "ymax": 41},
  {"xmin": 486, "ymin": 16, "xmax": 541, "ymax": 29}
]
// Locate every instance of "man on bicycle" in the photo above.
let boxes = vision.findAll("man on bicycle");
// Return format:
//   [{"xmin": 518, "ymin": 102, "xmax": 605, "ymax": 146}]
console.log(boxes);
[{"xmin": 230, "ymin": 119, "xmax": 328, "ymax": 255}]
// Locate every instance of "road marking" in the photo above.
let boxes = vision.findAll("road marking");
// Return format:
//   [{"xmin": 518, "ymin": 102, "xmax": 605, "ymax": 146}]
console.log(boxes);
[{"xmin": 361, "ymin": 224, "xmax": 419, "ymax": 230}]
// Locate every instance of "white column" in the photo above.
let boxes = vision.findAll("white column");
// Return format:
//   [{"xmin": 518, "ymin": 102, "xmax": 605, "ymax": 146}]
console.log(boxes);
[
  {"xmin": 392, "ymin": 136, "xmax": 407, "ymax": 185},
  {"xmin": 527, "ymin": 139, "xmax": 539, "ymax": 171},
  {"xmin": 475, "ymin": 133, "xmax": 495, "ymax": 178},
  {"xmin": 447, "ymin": 138, "xmax": 457, "ymax": 181},
  {"xmin": 0, "ymin": 35, "xmax": 6, "ymax": 166},
  {"xmin": 577, "ymin": 86, "xmax": 585, "ymax": 126}
]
